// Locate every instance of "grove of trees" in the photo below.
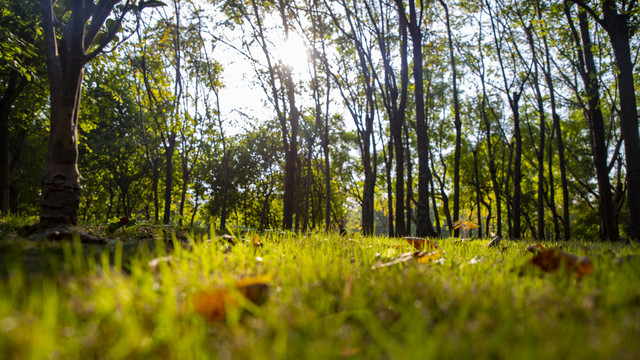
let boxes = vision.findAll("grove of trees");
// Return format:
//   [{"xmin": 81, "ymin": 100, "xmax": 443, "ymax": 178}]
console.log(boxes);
[{"xmin": 2, "ymin": 0, "xmax": 639, "ymax": 241}]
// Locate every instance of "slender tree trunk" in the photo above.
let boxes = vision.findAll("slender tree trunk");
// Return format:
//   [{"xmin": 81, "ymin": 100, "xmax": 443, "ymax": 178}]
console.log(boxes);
[
  {"xmin": 473, "ymin": 148, "xmax": 482, "ymax": 238},
  {"xmin": 151, "ymin": 161, "xmax": 160, "ymax": 223},
  {"xmin": 163, "ymin": 134, "xmax": 176, "ymax": 224},
  {"xmin": 0, "ymin": 72, "xmax": 26, "ymax": 214},
  {"xmin": 385, "ymin": 138, "xmax": 395, "ymax": 237},
  {"xmin": 404, "ymin": 123, "xmax": 413, "ymax": 234},
  {"xmin": 440, "ymin": 0, "xmax": 462, "ymax": 237},
  {"xmin": 397, "ymin": 0, "xmax": 436, "ymax": 237},
  {"xmin": 391, "ymin": 13, "xmax": 409, "ymax": 237},
  {"xmin": 572, "ymin": 0, "xmax": 640, "ymax": 241},
  {"xmin": 606, "ymin": 17, "xmax": 640, "ymax": 241},
  {"xmin": 565, "ymin": 4, "xmax": 618, "ymax": 240},
  {"xmin": 302, "ymin": 143, "xmax": 313, "ymax": 232},
  {"xmin": 512, "ymin": 94, "xmax": 523, "ymax": 239},
  {"xmin": 524, "ymin": 25, "xmax": 547, "ymax": 241}
]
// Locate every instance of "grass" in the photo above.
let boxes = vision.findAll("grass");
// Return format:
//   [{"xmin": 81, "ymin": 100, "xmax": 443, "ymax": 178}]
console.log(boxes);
[{"xmin": 1, "ymin": 221, "xmax": 639, "ymax": 359}]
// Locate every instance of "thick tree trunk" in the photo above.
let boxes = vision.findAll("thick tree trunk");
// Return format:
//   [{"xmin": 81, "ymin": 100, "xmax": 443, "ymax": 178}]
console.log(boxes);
[{"xmin": 40, "ymin": 67, "xmax": 83, "ymax": 227}]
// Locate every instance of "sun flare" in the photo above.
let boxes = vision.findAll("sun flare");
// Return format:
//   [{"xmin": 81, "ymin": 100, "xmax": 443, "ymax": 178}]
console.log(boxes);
[{"xmin": 275, "ymin": 34, "xmax": 309, "ymax": 75}]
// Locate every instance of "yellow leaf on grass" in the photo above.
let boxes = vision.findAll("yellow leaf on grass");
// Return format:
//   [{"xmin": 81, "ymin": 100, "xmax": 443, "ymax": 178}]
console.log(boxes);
[
  {"xmin": 404, "ymin": 237, "xmax": 438, "ymax": 250},
  {"xmin": 415, "ymin": 249, "xmax": 443, "ymax": 264}
]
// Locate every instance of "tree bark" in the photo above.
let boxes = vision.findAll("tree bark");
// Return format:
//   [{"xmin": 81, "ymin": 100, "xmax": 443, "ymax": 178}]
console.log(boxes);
[
  {"xmin": 0, "ymin": 71, "xmax": 27, "ymax": 214},
  {"xmin": 565, "ymin": 3, "xmax": 618, "ymax": 240},
  {"xmin": 440, "ymin": 0, "xmax": 462, "ymax": 237},
  {"xmin": 572, "ymin": 0, "xmax": 640, "ymax": 240}
]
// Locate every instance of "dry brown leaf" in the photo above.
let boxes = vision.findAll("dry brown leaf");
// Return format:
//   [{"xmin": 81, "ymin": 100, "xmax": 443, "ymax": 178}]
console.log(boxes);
[
  {"xmin": 527, "ymin": 248, "xmax": 594, "ymax": 279},
  {"xmin": 404, "ymin": 237, "xmax": 439, "ymax": 250},
  {"xmin": 194, "ymin": 274, "xmax": 271, "ymax": 322},
  {"xmin": 342, "ymin": 274, "xmax": 355, "ymax": 300},
  {"xmin": 339, "ymin": 348, "xmax": 362, "ymax": 356},
  {"xmin": 526, "ymin": 243, "xmax": 546, "ymax": 254}
]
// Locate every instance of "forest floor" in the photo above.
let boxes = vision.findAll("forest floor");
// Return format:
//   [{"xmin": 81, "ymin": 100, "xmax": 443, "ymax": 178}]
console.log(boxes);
[{"xmin": 0, "ymin": 216, "xmax": 639, "ymax": 359}]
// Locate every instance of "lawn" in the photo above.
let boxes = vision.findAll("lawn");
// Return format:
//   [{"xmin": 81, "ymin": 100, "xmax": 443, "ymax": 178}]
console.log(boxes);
[{"xmin": 1, "ymin": 219, "xmax": 639, "ymax": 359}]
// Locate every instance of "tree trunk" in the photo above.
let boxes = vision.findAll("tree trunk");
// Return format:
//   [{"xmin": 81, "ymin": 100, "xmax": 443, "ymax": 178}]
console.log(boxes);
[
  {"xmin": 0, "ymin": 72, "xmax": 26, "ymax": 214},
  {"xmin": 440, "ymin": 0, "xmax": 462, "ymax": 237},
  {"xmin": 473, "ymin": 148, "xmax": 482, "ymax": 238},
  {"xmin": 566, "ymin": 5, "xmax": 618, "ymax": 240},
  {"xmin": 524, "ymin": 25, "xmax": 547, "ymax": 241},
  {"xmin": 572, "ymin": 0, "xmax": 640, "ymax": 240},
  {"xmin": 605, "ymin": 11, "xmax": 640, "ymax": 241},
  {"xmin": 512, "ymin": 93, "xmax": 523, "ymax": 239},
  {"xmin": 163, "ymin": 133, "xmax": 176, "ymax": 224},
  {"xmin": 398, "ymin": 0, "xmax": 436, "ymax": 237},
  {"xmin": 40, "ymin": 65, "xmax": 84, "ymax": 227}
]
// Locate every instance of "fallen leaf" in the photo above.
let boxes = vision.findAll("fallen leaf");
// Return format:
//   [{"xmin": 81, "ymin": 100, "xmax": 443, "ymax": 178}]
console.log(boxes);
[
  {"xmin": 194, "ymin": 274, "xmax": 271, "ymax": 322},
  {"xmin": 526, "ymin": 248, "xmax": 594, "ymax": 279},
  {"xmin": 404, "ymin": 237, "xmax": 438, "ymax": 250},
  {"xmin": 416, "ymin": 249, "xmax": 443, "ymax": 264},
  {"xmin": 193, "ymin": 288, "xmax": 233, "ymax": 322},
  {"xmin": 252, "ymin": 234, "xmax": 263, "ymax": 247},
  {"xmin": 339, "ymin": 348, "xmax": 362, "ymax": 356},
  {"xmin": 526, "ymin": 243, "xmax": 545, "ymax": 254},
  {"xmin": 373, "ymin": 239, "xmax": 443, "ymax": 268},
  {"xmin": 342, "ymin": 274, "xmax": 355, "ymax": 300}
]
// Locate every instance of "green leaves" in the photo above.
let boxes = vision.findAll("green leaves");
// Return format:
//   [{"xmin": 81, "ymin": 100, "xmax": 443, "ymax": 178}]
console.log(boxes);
[{"xmin": 137, "ymin": 0, "xmax": 167, "ymax": 11}]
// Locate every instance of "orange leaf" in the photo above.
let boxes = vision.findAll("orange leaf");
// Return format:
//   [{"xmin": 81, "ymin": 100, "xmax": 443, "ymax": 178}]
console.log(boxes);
[
  {"xmin": 193, "ymin": 288, "xmax": 235, "ymax": 322},
  {"xmin": 194, "ymin": 274, "xmax": 271, "ymax": 322},
  {"xmin": 404, "ymin": 237, "xmax": 439, "ymax": 250},
  {"xmin": 526, "ymin": 243, "xmax": 545, "ymax": 254},
  {"xmin": 339, "ymin": 348, "xmax": 362, "ymax": 356},
  {"xmin": 252, "ymin": 234, "xmax": 262, "ymax": 247},
  {"xmin": 527, "ymin": 248, "xmax": 594, "ymax": 279}
]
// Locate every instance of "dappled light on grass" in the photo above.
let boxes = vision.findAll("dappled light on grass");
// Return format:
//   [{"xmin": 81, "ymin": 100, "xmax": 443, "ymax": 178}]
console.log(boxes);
[
  {"xmin": 373, "ymin": 238, "xmax": 443, "ymax": 268},
  {"xmin": 1, "ymin": 227, "xmax": 639, "ymax": 359}
]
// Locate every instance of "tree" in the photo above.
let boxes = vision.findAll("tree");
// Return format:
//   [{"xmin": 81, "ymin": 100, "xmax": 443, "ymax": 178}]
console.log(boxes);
[
  {"xmin": 570, "ymin": 0, "xmax": 640, "ymax": 241},
  {"xmin": 0, "ymin": 0, "xmax": 41, "ymax": 214},
  {"xmin": 38, "ymin": 0, "xmax": 163, "ymax": 228},
  {"xmin": 395, "ymin": 0, "xmax": 438, "ymax": 237},
  {"xmin": 564, "ymin": 1, "xmax": 618, "ymax": 241}
]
